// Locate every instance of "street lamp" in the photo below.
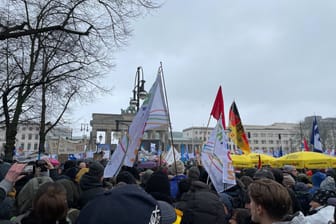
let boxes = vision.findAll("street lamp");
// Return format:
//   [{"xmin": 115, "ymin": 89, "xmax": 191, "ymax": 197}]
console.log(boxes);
[
  {"xmin": 80, "ymin": 123, "xmax": 89, "ymax": 138},
  {"xmin": 129, "ymin": 66, "xmax": 147, "ymax": 112}
]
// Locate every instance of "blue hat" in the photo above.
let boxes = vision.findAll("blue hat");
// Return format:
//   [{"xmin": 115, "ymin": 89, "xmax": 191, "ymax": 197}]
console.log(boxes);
[
  {"xmin": 76, "ymin": 184, "xmax": 176, "ymax": 224},
  {"xmin": 311, "ymin": 172, "xmax": 326, "ymax": 187}
]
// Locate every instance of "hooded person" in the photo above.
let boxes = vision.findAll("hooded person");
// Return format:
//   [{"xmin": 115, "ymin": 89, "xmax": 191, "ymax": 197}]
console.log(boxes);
[
  {"xmin": 16, "ymin": 176, "xmax": 53, "ymax": 214},
  {"xmin": 305, "ymin": 189, "xmax": 336, "ymax": 223},
  {"xmin": 145, "ymin": 171, "xmax": 172, "ymax": 204},
  {"xmin": 76, "ymin": 184, "xmax": 176, "ymax": 224},
  {"xmin": 78, "ymin": 161, "xmax": 105, "ymax": 209},
  {"xmin": 309, "ymin": 171, "xmax": 326, "ymax": 195}
]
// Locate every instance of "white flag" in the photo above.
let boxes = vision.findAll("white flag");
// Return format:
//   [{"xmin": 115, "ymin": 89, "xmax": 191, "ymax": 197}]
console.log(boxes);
[
  {"xmin": 123, "ymin": 71, "xmax": 169, "ymax": 167},
  {"xmin": 201, "ymin": 120, "xmax": 236, "ymax": 193},
  {"xmin": 104, "ymin": 135, "xmax": 128, "ymax": 178},
  {"xmin": 164, "ymin": 146, "xmax": 181, "ymax": 165}
]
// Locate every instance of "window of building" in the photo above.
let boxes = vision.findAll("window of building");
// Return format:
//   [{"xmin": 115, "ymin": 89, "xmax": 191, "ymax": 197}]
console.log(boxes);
[
  {"xmin": 253, "ymin": 140, "xmax": 259, "ymax": 144},
  {"xmin": 268, "ymin": 133, "xmax": 273, "ymax": 137},
  {"xmin": 28, "ymin": 133, "xmax": 32, "ymax": 140},
  {"xmin": 253, "ymin": 133, "xmax": 258, "ymax": 137},
  {"xmin": 34, "ymin": 143, "xmax": 38, "ymax": 150},
  {"xmin": 35, "ymin": 134, "xmax": 38, "ymax": 140},
  {"xmin": 27, "ymin": 143, "xmax": 31, "ymax": 150},
  {"xmin": 36, "ymin": 127, "xmax": 39, "ymax": 131},
  {"xmin": 20, "ymin": 143, "xmax": 24, "ymax": 149},
  {"xmin": 269, "ymin": 140, "xmax": 274, "ymax": 144},
  {"xmin": 21, "ymin": 134, "xmax": 25, "ymax": 140},
  {"xmin": 29, "ymin": 127, "xmax": 33, "ymax": 131},
  {"xmin": 261, "ymin": 140, "xmax": 266, "ymax": 144},
  {"xmin": 260, "ymin": 133, "xmax": 266, "ymax": 137}
]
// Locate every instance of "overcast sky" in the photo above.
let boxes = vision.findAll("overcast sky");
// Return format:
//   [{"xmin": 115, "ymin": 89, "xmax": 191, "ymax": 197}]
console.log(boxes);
[{"xmin": 71, "ymin": 0, "xmax": 336, "ymax": 135}]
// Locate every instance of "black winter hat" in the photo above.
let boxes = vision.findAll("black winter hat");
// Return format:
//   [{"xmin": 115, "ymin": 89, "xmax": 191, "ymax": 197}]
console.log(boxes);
[
  {"xmin": 145, "ymin": 171, "xmax": 171, "ymax": 197},
  {"xmin": 116, "ymin": 171, "xmax": 137, "ymax": 184},
  {"xmin": 76, "ymin": 184, "xmax": 176, "ymax": 224},
  {"xmin": 88, "ymin": 161, "xmax": 104, "ymax": 178}
]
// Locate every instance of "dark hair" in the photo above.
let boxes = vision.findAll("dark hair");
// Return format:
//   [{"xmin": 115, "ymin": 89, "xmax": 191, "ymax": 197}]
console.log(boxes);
[
  {"xmin": 33, "ymin": 182, "xmax": 68, "ymax": 223},
  {"xmin": 116, "ymin": 171, "xmax": 137, "ymax": 184},
  {"xmin": 231, "ymin": 208, "xmax": 251, "ymax": 224}
]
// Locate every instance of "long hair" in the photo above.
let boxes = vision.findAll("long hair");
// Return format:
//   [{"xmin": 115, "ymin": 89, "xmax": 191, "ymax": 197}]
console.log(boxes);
[{"xmin": 32, "ymin": 182, "xmax": 68, "ymax": 224}]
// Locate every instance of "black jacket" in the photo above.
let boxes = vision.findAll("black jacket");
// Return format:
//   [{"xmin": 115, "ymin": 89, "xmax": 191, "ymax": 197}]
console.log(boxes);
[
  {"xmin": 175, "ymin": 181, "xmax": 226, "ymax": 224},
  {"xmin": 78, "ymin": 174, "xmax": 105, "ymax": 209}
]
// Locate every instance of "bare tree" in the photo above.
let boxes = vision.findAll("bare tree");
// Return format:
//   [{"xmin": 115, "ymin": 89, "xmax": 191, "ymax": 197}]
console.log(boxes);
[{"xmin": 0, "ymin": 0, "xmax": 161, "ymax": 161}]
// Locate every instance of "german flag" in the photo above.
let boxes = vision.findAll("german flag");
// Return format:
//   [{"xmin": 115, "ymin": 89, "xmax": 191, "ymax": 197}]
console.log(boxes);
[{"xmin": 228, "ymin": 101, "xmax": 251, "ymax": 155}]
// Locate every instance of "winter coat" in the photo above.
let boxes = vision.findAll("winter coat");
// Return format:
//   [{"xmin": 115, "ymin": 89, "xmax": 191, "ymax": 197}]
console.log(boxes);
[
  {"xmin": 78, "ymin": 174, "xmax": 105, "ymax": 209},
  {"xmin": 273, "ymin": 211, "xmax": 308, "ymax": 224},
  {"xmin": 175, "ymin": 181, "xmax": 226, "ymax": 224},
  {"xmin": 305, "ymin": 205, "xmax": 335, "ymax": 224}
]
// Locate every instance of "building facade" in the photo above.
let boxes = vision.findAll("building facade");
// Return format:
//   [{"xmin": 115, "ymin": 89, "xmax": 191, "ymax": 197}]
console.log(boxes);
[{"xmin": 0, "ymin": 122, "xmax": 72, "ymax": 155}]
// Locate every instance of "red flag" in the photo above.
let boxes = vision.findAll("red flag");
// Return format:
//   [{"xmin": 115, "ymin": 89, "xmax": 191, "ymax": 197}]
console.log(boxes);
[
  {"xmin": 257, "ymin": 155, "xmax": 262, "ymax": 169},
  {"xmin": 210, "ymin": 86, "xmax": 225, "ymax": 129},
  {"xmin": 303, "ymin": 138, "xmax": 310, "ymax": 151}
]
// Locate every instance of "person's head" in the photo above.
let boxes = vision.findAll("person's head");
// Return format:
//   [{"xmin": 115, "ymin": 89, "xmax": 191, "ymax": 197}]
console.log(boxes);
[
  {"xmin": 78, "ymin": 162, "xmax": 87, "ymax": 169},
  {"xmin": 32, "ymin": 182, "xmax": 68, "ymax": 223},
  {"xmin": 145, "ymin": 171, "xmax": 171, "ymax": 203},
  {"xmin": 87, "ymin": 161, "xmax": 104, "ymax": 182},
  {"xmin": 116, "ymin": 171, "xmax": 137, "ymax": 185},
  {"xmin": 76, "ymin": 184, "xmax": 176, "ymax": 224},
  {"xmin": 253, "ymin": 168, "xmax": 275, "ymax": 180},
  {"xmin": 187, "ymin": 166, "xmax": 200, "ymax": 181},
  {"xmin": 310, "ymin": 189, "xmax": 336, "ymax": 210},
  {"xmin": 229, "ymin": 208, "xmax": 251, "ymax": 224},
  {"xmin": 282, "ymin": 165, "xmax": 298, "ymax": 177},
  {"xmin": 170, "ymin": 160, "xmax": 185, "ymax": 175},
  {"xmin": 248, "ymin": 179, "xmax": 292, "ymax": 223}
]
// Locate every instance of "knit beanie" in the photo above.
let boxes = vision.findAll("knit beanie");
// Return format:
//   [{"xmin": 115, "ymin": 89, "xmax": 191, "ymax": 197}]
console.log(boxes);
[
  {"xmin": 282, "ymin": 174, "xmax": 295, "ymax": 188},
  {"xmin": 283, "ymin": 165, "xmax": 296, "ymax": 173},
  {"xmin": 145, "ymin": 171, "xmax": 171, "ymax": 197},
  {"xmin": 88, "ymin": 161, "xmax": 104, "ymax": 178},
  {"xmin": 320, "ymin": 176, "xmax": 336, "ymax": 191},
  {"xmin": 145, "ymin": 171, "xmax": 172, "ymax": 203}
]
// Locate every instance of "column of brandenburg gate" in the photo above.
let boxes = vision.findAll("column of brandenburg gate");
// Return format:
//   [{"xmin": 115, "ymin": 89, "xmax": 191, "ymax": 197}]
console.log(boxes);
[{"xmin": 89, "ymin": 112, "xmax": 169, "ymax": 152}]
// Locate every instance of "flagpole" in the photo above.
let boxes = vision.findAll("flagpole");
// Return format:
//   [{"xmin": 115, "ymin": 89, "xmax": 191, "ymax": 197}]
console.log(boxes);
[{"xmin": 159, "ymin": 62, "xmax": 178, "ymax": 172}]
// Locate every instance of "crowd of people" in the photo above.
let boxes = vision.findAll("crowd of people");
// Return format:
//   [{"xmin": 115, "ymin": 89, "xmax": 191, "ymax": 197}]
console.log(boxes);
[{"xmin": 0, "ymin": 157, "xmax": 336, "ymax": 224}]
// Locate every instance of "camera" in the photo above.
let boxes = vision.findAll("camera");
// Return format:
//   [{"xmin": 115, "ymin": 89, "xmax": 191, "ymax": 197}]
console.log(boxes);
[{"xmin": 35, "ymin": 160, "xmax": 48, "ymax": 172}]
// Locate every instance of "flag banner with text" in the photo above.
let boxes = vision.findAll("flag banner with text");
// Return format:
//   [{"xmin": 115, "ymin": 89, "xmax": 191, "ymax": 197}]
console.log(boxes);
[
  {"xmin": 123, "ymin": 71, "xmax": 169, "ymax": 167},
  {"xmin": 201, "ymin": 120, "xmax": 236, "ymax": 193},
  {"xmin": 228, "ymin": 101, "xmax": 251, "ymax": 155}
]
